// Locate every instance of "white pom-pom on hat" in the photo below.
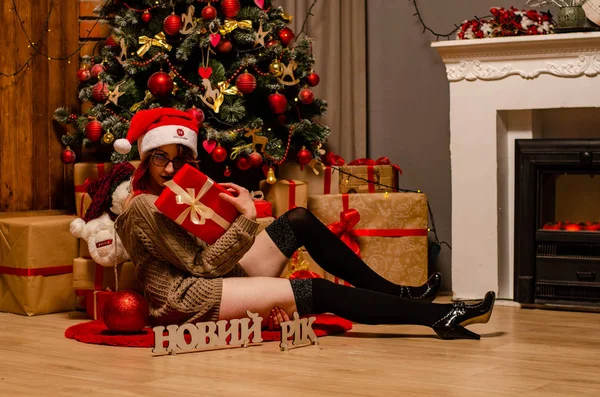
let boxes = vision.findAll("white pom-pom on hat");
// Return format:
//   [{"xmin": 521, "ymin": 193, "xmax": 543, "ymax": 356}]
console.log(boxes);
[
  {"xmin": 114, "ymin": 138, "xmax": 132, "ymax": 154},
  {"xmin": 70, "ymin": 218, "xmax": 86, "ymax": 238}
]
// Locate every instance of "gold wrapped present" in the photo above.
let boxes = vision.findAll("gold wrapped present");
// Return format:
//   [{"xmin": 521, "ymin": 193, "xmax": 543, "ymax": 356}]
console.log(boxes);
[
  {"xmin": 72, "ymin": 257, "xmax": 141, "ymax": 293},
  {"xmin": 307, "ymin": 193, "xmax": 428, "ymax": 287},
  {"xmin": 0, "ymin": 215, "xmax": 79, "ymax": 315},
  {"xmin": 277, "ymin": 162, "xmax": 339, "ymax": 195},
  {"xmin": 339, "ymin": 163, "xmax": 399, "ymax": 194},
  {"xmin": 259, "ymin": 179, "xmax": 308, "ymax": 218}
]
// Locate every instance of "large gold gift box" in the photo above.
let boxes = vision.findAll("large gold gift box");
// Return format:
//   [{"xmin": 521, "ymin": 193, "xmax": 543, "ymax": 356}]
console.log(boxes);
[
  {"xmin": 339, "ymin": 164, "xmax": 399, "ymax": 194},
  {"xmin": 259, "ymin": 179, "xmax": 308, "ymax": 218},
  {"xmin": 73, "ymin": 257, "xmax": 142, "ymax": 293},
  {"xmin": 0, "ymin": 215, "xmax": 79, "ymax": 315},
  {"xmin": 307, "ymin": 193, "xmax": 428, "ymax": 286}
]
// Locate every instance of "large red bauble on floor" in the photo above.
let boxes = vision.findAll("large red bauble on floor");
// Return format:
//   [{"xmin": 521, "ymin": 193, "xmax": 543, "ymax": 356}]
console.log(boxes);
[
  {"xmin": 148, "ymin": 71, "xmax": 174, "ymax": 97},
  {"xmin": 102, "ymin": 290, "xmax": 149, "ymax": 333},
  {"xmin": 201, "ymin": 4, "xmax": 217, "ymax": 19},
  {"xmin": 163, "ymin": 13, "xmax": 182, "ymax": 36},
  {"xmin": 249, "ymin": 151, "xmax": 263, "ymax": 167},
  {"xmin": 85, "ymin": 120, "xmax": 103, "ymax": 142},
  {"xmin": 91, "ymin": 82, "xmax": 109, "ymax": 102},
  {"xmin": 186, "ymin": 107, "xmax": 205, "ymax": 128},
  {"xmin": 211, "ymin": 145, "xmax": 228, "ymax": 162},
  {"xmin": 236, "ymin": 72, "xmax": 257, "ymax": 94},
  {"xmin": 306, "ymin": 72, "xmax": 320, "ymax": 87},
  {"xmin": 221, "ymin": 0, "xmax": 241, "ymax": 18},
  {"xmin": 278, "ymin": 27, "xmax": 295, "ymax": 46},
  {"xmin": 268, "ymin": 92, "xmax": 288, "ymax": 114}
]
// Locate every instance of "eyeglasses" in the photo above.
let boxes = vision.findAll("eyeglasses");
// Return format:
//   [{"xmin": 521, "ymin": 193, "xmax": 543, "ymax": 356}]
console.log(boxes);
[{"xmin": 151, "ymin": 152, "xmax": 188, "ymax": 170}]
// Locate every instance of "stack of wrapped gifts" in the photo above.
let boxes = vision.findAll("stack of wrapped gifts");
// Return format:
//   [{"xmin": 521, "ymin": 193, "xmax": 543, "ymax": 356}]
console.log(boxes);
[{"xmin": 275, "ymin": 155, "xmax": 428, "ymax": 286}]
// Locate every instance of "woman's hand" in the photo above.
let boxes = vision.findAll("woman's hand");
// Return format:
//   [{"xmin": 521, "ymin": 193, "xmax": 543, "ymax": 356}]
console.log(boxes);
[
  {"xmin": 218, "ymin": 182, "xmax": 257, "ymax": 220},
  {"xmin": 267, "ymin": 306, "xmax": 290, "ymax": 331}
]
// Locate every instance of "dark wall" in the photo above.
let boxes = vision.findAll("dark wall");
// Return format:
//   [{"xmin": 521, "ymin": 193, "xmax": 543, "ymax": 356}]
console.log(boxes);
[{"xmin": 366, "ymin": 0, "xmax": 533, "ymax": 291}]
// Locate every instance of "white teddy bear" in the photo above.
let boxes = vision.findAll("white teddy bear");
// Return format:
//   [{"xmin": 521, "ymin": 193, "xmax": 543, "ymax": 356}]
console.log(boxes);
[{"xmin": 70, "ymin": 166, "xmax": 134, "ymax": 267}]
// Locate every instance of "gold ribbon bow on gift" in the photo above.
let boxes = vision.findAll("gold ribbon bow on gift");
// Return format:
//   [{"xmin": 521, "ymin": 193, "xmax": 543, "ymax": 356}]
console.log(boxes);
[
  {"xmin": 137, "ymin": 32, "xmax": 173, "ymax": 57},
  {"xmin": 163, "ymin": 179, "xmax": 231, "ymax": 230},
  {"xmin": 219, "ymin": 19, "xmax": 253, "ymax": 35}
]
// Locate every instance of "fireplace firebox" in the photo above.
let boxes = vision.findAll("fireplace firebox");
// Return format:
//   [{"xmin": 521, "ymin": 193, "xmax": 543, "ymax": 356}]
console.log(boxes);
[{"xmin": 515, "ymin": 139, "xmax": 600, "ymax": 307}]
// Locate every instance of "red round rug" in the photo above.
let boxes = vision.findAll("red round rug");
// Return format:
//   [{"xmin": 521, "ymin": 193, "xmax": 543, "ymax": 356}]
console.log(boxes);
[{"xmin": 65, "ymin": 314, "xmax": 352, "ymax": 348}]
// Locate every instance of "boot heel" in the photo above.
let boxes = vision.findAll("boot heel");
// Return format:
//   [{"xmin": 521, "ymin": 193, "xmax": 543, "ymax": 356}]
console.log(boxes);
[{"xmin": 435, "ymin": 325, "xmax": 480, "ymax": 340}]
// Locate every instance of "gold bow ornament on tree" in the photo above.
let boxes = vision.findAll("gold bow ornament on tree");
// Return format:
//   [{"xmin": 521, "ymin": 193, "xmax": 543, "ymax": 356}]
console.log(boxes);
[
  {"xmin": 137, "ymin": 32, "xmax": 173, "ymax": 57},
  {"xmin": 219, "ymin": 19, "xmax": 253, "ymax": 35}
]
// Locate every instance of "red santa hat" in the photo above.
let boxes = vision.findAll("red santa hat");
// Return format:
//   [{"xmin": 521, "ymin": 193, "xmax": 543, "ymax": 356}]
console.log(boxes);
[{"xmin": 114, "ymin": 108, "xmax": 199, "ymax": 159}]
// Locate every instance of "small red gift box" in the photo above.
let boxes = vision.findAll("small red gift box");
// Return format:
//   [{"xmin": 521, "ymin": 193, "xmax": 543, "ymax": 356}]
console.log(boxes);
[
  {"xmin": 251, "ymin": 191, "xmax": 273, "ymax": 218},
  {"xmin": 155, "ymin": 165, "xmax": 240, "ymax": 245}
]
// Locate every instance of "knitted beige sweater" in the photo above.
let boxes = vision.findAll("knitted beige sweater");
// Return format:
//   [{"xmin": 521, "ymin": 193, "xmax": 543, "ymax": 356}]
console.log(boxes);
[{"xmin": 115, "ymin": 194, "xmax": 259, "ymax": 324}]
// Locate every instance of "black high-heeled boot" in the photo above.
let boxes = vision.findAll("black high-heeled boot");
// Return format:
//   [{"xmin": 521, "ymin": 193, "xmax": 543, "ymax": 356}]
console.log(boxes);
[
  {"xmin": 432, "ymin": 291, "xmax": 496, "ymax": 340},
  {"xmin": 399, "ymin": 272, "xmax": 442, "ymax": 303}
]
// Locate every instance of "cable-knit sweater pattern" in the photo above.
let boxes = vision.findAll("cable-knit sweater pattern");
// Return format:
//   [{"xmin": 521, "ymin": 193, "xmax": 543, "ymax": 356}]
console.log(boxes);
[{"xmin": 115, "ymin": 194, "xmax": 259, "ymax": 324}]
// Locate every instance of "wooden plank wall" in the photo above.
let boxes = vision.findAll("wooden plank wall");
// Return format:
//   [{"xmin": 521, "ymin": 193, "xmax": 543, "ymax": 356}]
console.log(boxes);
[{"xmin": 0, "ymin": 0, "xmax": 110, "ymax": 212}]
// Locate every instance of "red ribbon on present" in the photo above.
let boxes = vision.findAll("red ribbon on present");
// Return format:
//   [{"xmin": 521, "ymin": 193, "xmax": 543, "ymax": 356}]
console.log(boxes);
[
  {"xmin": 348, "ymin": 157, "xmax": 403, "ymax": 175},
  {"xmin": 94, "ymin": 263, "xmax": 104, "ymax": 290},
  {"xmin": 323, "ymin": 152, "xmax": 346, "ymax": 166},
  {"xmin": 327, "ymin": 195, "xmax": 361, "ymax": 258},
  {"xmin": 286, "ymin": 180, "xmax": 297, "ymax": 211},
  {"xmin": 0, "ymin": 265, "xmax": 73, "ymax": 277},
  {"xmin": 74, "ymin": 163, "xmax": 107, "ymax": 193}
]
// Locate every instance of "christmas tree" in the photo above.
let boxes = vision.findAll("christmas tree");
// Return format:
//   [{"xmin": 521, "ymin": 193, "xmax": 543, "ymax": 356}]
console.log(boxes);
[{"xmin": 54, "ymin": 0, "xmax": 329, "ymax": 187}]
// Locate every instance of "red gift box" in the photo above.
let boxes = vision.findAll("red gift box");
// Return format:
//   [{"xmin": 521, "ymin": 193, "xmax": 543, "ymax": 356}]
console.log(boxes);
[
  {"xmin": 155, "ymin": 165, "xmax": 240, "ymax": 245},
  {"xmin": 76, "ymin": 289, "xmax": 113, "ymax": 320},
  {"xmin": 251, "ymin": 191, "xmax": 273, "ymax": 218}
]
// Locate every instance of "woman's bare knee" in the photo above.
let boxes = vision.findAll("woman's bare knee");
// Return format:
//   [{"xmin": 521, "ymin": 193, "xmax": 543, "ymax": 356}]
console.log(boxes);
[{"xmin": 219, "ymin": 277, "xmax": 297, "ymax": 323}]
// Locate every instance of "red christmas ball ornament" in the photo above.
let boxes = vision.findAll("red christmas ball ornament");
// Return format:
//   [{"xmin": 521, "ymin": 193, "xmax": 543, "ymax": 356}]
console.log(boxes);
[
  {"xmin": 163, "ymin": 13, "xmax": 182, "ymax": 36},
  {"xmin": 249, "ymin": 151, "xmax": 263, "ymax": 167},
  {"xmin": 306, "ymin": 71, "xmax": 320, "ymax": 87},
  {"xmin": 211, "ymin": 145, "xmax": 228, "ymax": 163},
  {"xmin": 76, "ymin": 68, "xmax": 91, "ymax": 82},
  {"xmin": 236, "ymin": 155, "xmax": 251, "ymax": 171},
  {"xmin": 102, "ymin": 290, "xmax": 149, "ymax": 333},
  {"xmin": 85, "ymin": 120, "xmax": 103, "ymax": 142},
  {"xmin": 91, "ymin": 81, "xmax": 109, "ymax": 102},
  {"xmin": 298, "ymin": 88, "xmax": 314, "ymax": 104},
  {"xmin": 201, "ymin": 4, "xmax": 217, "ymax": 19},
  {"xmin": 90, "ymin": 63, "xmax": 106, "ymax": 79},
  {"xmin": 278, "ymin": 27, "xmax": 295, "ymax": 46},
  {"xmin": 268, "ymin": 92, "xmax": 288, "ymax": 114},
  {"xmin": 60, "ymin": 147, "xmax": 76, "ymax": 164},
  {"xmin": 105, "ymin": 36, "xmax": 117, "ymax": 48},
  {"xmin": 216, "ymin": 39, "xmax": 233, "ymax": 54},
  {"xmin": 265, "ymin": 39, "xmax": 280, "ymax": 48},
  {"xmin": 186, "ymin": 107, "xmax": 205, "ymax": 128},
  {"xmin": 297, "ymin": 146, "xmax": 313, "ymax": 166},
  {"xmin": 236, "ymin": 71, "xmax": 257, "ymax": 94},
  {"xmin": 224, "ymin": 166, "xmax": 232, "ymax": 177},
  {"xmin": 221, "ymin": 0, "xmax": 241, "ymax": 18},
  {"xmin": 147, "ymin": 71, "xmax": 174, "ymax": 97},
  {"xmin": 141, "ymin": 10, "xmax": 152, "ymax": 23}
]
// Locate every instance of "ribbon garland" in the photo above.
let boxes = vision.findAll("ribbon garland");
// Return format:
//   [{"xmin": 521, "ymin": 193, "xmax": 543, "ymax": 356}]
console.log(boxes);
[
  {"xmin": 137, "ymin": 32, "xmax": 173, "ymax": 57},
  {"xmin": 163, "ymin": 179, "xmax": 231, "ymax": 230},
  {"xmin": 219, "ymin": 19, "xmax": 253, "ymax": 35}
]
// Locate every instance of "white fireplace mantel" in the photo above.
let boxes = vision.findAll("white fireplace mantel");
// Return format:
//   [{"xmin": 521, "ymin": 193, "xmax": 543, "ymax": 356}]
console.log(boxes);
[{"xmin": 432, "ymin": 32, "xmax": 600, "ymax": 300}]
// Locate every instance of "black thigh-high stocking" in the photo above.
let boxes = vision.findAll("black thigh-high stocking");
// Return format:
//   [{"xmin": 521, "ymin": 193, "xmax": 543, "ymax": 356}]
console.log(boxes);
[
  {"xmin": 270, "ymin": 207, "xmax": 426, "ymax": 296},
  {"xmin": 290, "ymin": 278, "xmax": 451, "ymax": 326}
]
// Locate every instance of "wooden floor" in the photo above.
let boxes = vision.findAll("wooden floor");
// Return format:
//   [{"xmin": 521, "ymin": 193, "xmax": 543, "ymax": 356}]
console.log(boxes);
[{"xmin": 1, "ymin": 301, "xmax": 599, "ymax": 397}]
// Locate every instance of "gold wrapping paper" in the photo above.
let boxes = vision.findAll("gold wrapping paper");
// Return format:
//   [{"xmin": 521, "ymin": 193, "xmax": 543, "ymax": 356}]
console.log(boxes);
[
  {"xmin": 72, "ymin": 257, "xmax": 141, "ymax": 293},
  {"xmin": 339, "ymin": 165, "xmax": 399, "ymax": 194},
  {"xmin": 278, "ymin": 162, "xmax": 339, "ymax": 195},
  {"xmin": 280, "ymin": 248, "xmax": 325, "ymax": 278},
  {"xmin": 259, "ymin": 179, "xmax": 308, "ymax": 218},
  {"xmin": 307, "ymin": 193, "xmax": 428, "ymax": 286},
  {"xmin": 0, "ymin": 215, "xmax": 79, "ymax": 315}
]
